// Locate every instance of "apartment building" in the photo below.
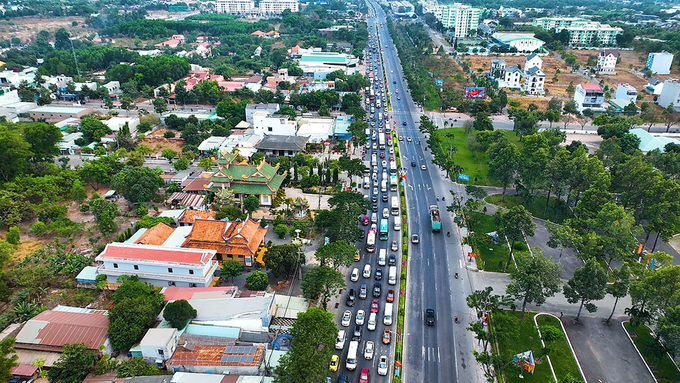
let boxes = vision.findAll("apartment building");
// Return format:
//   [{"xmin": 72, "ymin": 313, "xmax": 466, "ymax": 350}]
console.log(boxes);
[
  {"xmin": 657, "ymin": 79, "xmax": 680, "ymax": 111},
  {"xmin": 532, "ymin": 17, "xmax": 588, "ymax": 31},
  {"xmin": 259, "ymin": 0, "xmax": 299, "ymax": 14},
  {"xmin": 564, "ymin": 22, "xmax": 623, "ymax": 47},
  {"xmin": 216, "ymin": 0, "xmax": 255, "ymax": 14},
  {"xmin": 646, "ymin": 51, "xmax": 674, "ymax": 75},
  {"xmin": 439, "ymin": 3, "xmax": 482, "ymax": 38}
]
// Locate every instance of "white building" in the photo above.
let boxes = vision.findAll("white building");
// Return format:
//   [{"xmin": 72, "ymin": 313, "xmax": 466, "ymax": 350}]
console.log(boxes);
[
  {"xmin": 523, "ymin": 67, "xmax": 545, "ymax": 95},
  {"xmin": 390, "ymin": 1, "xmax": 415, "ymax": 17},
  {"xmin": 564, "ymin": 22, "xmax": 623, "ymax": 47},
  {"xmin": 492, "ymin": 32, "xmax": 545, "ymax": 52},
  {"xmin": 646, "ymin": 51, "xmax": 674, "ymax": 75},
  {"xmin": 502, "ymin": 66, "xmax": 523, "ymax": 88},
  {"xmin": 105, "ymin": 116, "xmax": 139, "ymax": 133},
  {"xmin": 657, "ymin": 78, "xmax": 680, "ymax": 111},
  {"xmin": 140, "ymin": 328, "xmax": 179, "ymax": 363},
  {"xmin": 259, "ymin": 0, "xmax": 299, "ymax": 14},
  {"xmin": 215, "ymin": 0, "xmax": 255, "ymax": 14},
  {"xmin": 252, "ymin": 111, "xmax": 297, "ymax": 136},
  {"xmin": 596, "ymin": 49, "xmax": 619, "ymax": 74},
  {"xmin": 532, "ymin": 17, "xmax": 589, "ymax": 31},
  {"xmin": 574, "ymin": 83, "xmax": 606, "ymax": 112},
  {"xmin": 524, "ymin": 53, "xmax": 543, "ymax": 71},
  {"xmin": 245, "ymin": 103, "xmax": 280, "ymax": 125},
  {"xmin": 297, "ymin": 116, "xmax": 334, "ymax": 143},
  {"xmin": 644, "ymin": 79, "xmax": 665, "ymax": 96},
  {"xmin": 297, "ymin": 51, "xmax": 359, "ymax": 79},
  {"xmin": 615, "ymin": 83, "xmax": 638, "ymax": 103},
  {"xmin": 95, "ymin": 243, "xmax": 218, "ymax": 288},
  {"xmin": 439, "ymin": 3, "xmax": 482, "ymax": 38}
]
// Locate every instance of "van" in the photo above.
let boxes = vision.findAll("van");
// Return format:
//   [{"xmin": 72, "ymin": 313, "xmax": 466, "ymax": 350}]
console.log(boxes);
[
  {"xmin": 378, "ymin": 249, "xmax": 386, "ymax": 266},
  {"xmin": 381, "ymin": 180, "xmax": 387, "ymax": 193},
  {"xmin": 388, "ymin": 266, "xmax": 397, "ymax": 285},
  {"xmin": 336, "ymin": 330, "xmax": 346, "ymax": 350},
  {"xmin": 346, "ymin": 341, "xmax": 359, "ymax": 370},
  {"xmin": 384, "ymin": 303, "xmax": 393, "ymax": 325},
  {"xmin": 393, "ymin": 216, "xmax": 401, "ymax": 231},
  {"xmin": 363, "ymin": 176, "xmax": 370, "ymax": 189},
  {"xmin": 367, "ymin": 312, "xmax": 377, "ymax": 331},
  {"xmin": 371, "ymin": 154, "xmax": 378, "ymax": 167}
]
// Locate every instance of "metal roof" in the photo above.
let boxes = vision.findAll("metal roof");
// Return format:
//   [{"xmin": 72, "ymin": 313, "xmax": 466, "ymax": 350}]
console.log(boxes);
[
  {"xmin": 15, "ymin": 306, "xmax": 109, "ymax": 350},
  {"xmin": 255, "ymin": 134, "xmax": 309, "ymax": 151}
]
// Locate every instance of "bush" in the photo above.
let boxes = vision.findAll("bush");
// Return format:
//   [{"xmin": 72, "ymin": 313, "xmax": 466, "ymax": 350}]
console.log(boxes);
[
  {"xmin": 31, "ymin": 222, "xmax": 48, "ymax": 236},
  {"xmin": 80, "ymin": 203, "xmax": 90, "ymax": 212},
  {"xmin": 245, "ymin": 271, "xmax": 269, "ymax": 291},
  {"xmin": 163, "ymin": 299, "xmax": 197, "ymax": 329},
  {"xmin": 274, "ymin": 224, "xmax": 288, "ymax": 239},
  {"xmin": 136, "ymin": 205, "xmax": 149, "ymax": 216},
  {"xmin": 6, "ymin": 227, "xmax": 19, "ymax": 245},
  {"xmin": 164, "ymin": 131, "xmax": 176, "ymax": 138},
  {"xmin": 513, "ymin": 242, "xmax": 527, "ymax": 251}
]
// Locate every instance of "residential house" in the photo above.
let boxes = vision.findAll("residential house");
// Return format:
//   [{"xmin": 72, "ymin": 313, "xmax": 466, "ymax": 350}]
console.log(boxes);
[
  {"xmin": 251, "ymin": 30, "xmax": 280, "ymax": 38},
  {"xmin": 497, "ymin": 66, "xmax": 522, "ymax": 89},
  {"xmin": 574, "ymin": 83, "xmax": 605, "ymax": 112},
  {"xmin": 608, "ymin": 99, "xmax": 640, "ymax": 115},
  {"xmin": 255, "ymin": 134, "xmax": 309, "ymax": 156},
  {"xmin": 644, "ymin": 78, "xmax": 664, "ymax": 96},
  {"xmin": 596, "ymin": 49, "xmax": 619, "ymax": 74},
  {"xmin": 246, "ymin": 103, "xmax": 280, "ymax": 125},
  {"xmin": 523, "ymin": 67, "xmax": 545, "ymax": 94},
  {"xmin": 265, "ymin": 69, "xmax": 290, "ymax": 90},
  {"xmin": 181, "ymin": 218, "xmax": 267, "ymax": 265},
  {"xmin": 58, "ymin": 132, "xmax": 83, "ymax": 155},
  {"xmin": 198, "ymin": 136, "xmax": 228, "ymax": 153},
  {"xmin": 524, "ymin": 53, "xmax": 543, "ymax": 71},
  {"xmin": 615, "ymin": 83, "xmax": 638, "ymax": 103},
  {"xmin": 490, "ymin": 59, "xmax": 506, "ymax": 79},
  {"xmin": 140, "ymin": 328, "xmax": 179, "ymax": 364},
  {"xmin": 166, "ymin": 336, "xmax": 265, "ymax": 374},
  {"xmin": 95, "ymin": 243, "xmax": 219, "ymax": 287},
  {"xmin": 252, "ymin": 111, "xmax": 297, "ymax": 136},
  {"xmin": 658, "ymin": 78, "xmax": 680, "ymax": 111},
  {"xmin": 28, "ymin": 105, "xmax": 93, "ymax": 119},
  {"xmin": 646, "ymin": 51, "xmax": 674, "ymax": 75},
  {"xmin": 155, "ymin": 39, "xmax": 183, "ymax": 48},
  {"xmin": 296, "ymin": 116, "xmax": 335, "ymax": 143}
]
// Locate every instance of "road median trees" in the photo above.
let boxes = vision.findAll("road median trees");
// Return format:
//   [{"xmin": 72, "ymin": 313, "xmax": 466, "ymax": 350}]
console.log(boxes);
[
  {"xmin": 507, "ymin": 248, "xmax": 562, "ymax": 318},
  {"xmin": 563, "ymin": 258, "xmax": 607, "ymax": 322},
  {"xmin": 496, "ymin": 205, "xmax": 536, "ymax": 271}
]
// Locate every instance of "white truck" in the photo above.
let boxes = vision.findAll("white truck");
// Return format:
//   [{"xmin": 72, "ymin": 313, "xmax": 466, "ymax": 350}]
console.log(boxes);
[{"xmin": 346, "ymin": 340, "xmax": 359, "ymax": 370}]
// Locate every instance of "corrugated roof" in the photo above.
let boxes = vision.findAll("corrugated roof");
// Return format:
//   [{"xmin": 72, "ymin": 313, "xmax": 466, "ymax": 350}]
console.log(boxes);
[
  {"xmin": 135, "ymin": 222, "xmax": 175, "ymax": 246},
  {"xmin": 167, "ymin": 192, "xmax": 206, "ymax": 208},
  {"xmin": 11, "ymin": 364, "xmax": 37, "ymax": 377},
  {"xmin": 96, "ymin": 243, "xmax": 216, "ymax": 266},
  {"xmin": 255, "ymin": 134, "xmax": 309, "ymax": 151},
  {"xmin": 179, "ymin": 210, "xmax": 217, "ymax": 225},
  {"xmin": 162, "ymin": 286, "xmax": 238, "ymax": 301},
  {"xmin": 167, "ymin": 344, "xmax": 264, "ymax": 367},
  {"xmin": 15, "ymin": 307, "xmax": 109, "ymax": 351}
]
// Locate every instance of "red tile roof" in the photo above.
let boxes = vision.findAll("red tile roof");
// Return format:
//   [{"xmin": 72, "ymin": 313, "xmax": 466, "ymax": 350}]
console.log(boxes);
[
  {"xmin": 162, "ymin": 286, "xmax": 237, "ymax": 301},
  {"xmin": 581, "ymin": 83, "xmax": 603, "ymax": 91},
  {"xmin": 179, "ymin": 210, "xmax": 218, "ymax": 225},
  {"xmin": 134, "ymin": 222, "xmax": 175, "ymax": 246},
  {"xmin": 16, "ymin": 308, "xmax": 109, "ymax": 351},
  {"xmin": 97, "ymin": 243, "xmax": 216, "ymax": 266},
  {"xmin": 182, "ymin": 177, "xmax": 209, "ymax": 191},
  {"xmin": 181, "ymin": 219, "xmax": 267, "ymax": 257}
]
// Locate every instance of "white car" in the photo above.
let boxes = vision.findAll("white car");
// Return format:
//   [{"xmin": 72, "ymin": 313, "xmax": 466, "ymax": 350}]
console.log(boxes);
[
  {"xmin": 336, "ymin": 330, "xmax": 346, "ymax": 350},
  {"xmin": 378, "ymin": 355, "xmax": 388, "ymax": 375},
  {"xmin": 341, "ymin": 310, "xmax": 352, "ymax": 327},
  {"xmin": 363, "ymin": 264, "xmax": 372, "ymax": 279},
  {"xmin": 351, "ymin": 268, "xmax": 360, "ymax": 282},
  {"xmin": 367, "ymin": 312, "xmax": 377, "ymax": 331},
  {"xmin": 382, "ymin": 208, "xmax": 389, "ymax": 219},
  {"xmin": 356, "ymin": 309, "xmax": 366, "ymax": 325},
  {"xmin": 364, "ymin": 341, "xmax": 375, "ymax": 360},
  {"xmin": 381, "ymin": 160, "xmax": 387, "ymax": 168},
  {"xmin": 389, "ymin": 148, "xmax": 394, "ymax": 154}
]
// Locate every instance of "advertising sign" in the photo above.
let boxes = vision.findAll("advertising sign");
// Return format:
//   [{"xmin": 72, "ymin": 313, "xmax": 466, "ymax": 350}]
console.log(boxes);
[
  {"xmin": 435, "ymin": 79, "xmax": 444, "ymax": 87},
  {"xmin": 464, "ymin": 87, "xmax": 487, "ymax": 99},
  {"xmin": 458, "ymin": 174, "xmax": 470, "ymax": 181}
]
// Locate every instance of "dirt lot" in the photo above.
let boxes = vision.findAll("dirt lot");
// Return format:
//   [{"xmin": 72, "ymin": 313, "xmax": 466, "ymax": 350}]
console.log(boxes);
[
  {"xmin": 141, "ymin": 128, "xmax": 186, "ymax": 155},
  {"xmin": 0, "ymin": 16, "xmax": 95, "ymax": 42}
]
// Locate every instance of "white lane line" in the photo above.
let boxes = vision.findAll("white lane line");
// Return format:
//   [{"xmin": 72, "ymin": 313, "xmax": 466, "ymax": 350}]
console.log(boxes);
[
  {"xmin": 438, "ymin": 347, "xmax": 441, "ymax": 363},
  {"xmin": 422, "ymin": 346, "xmax": 425, "ymax": 359}
]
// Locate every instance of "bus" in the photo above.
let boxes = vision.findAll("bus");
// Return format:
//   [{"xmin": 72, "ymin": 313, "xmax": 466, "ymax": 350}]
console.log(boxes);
[
  {"xmin": 379, "ymin": 219, "xmax": 389, "ymax": 241},
  {"xmin": 370, "ymin": 88, "xmax": 375, "ymax": 100},
  {"xmin": 389, "ymin": 159, "xmax": 397, "ymax": 174},
  {"xmin": 390, "ymin": 196, "xmax": 399, "ymax": 215},
  {"xmin": 366, "ymin": 229, "xmax": 376, "ymax": 252},
  {"xmin": 365, "ymin": 128, "xmax": 371, "ymax": 140},
  {"xmin": 390, "ymin": 174, "xmax": 398, "ymax": 191},
  {"xmin": 378, "ymin": 133, "xmax": 386, "ymax": 150}
]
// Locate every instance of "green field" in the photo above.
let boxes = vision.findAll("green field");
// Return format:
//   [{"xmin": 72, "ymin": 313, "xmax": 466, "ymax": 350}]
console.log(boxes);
[
  {"xmin": 468, "ymin": 212, "xmax": 511, "ymax": 272},
  {"xmin": 485, "ymin": 194, "xmax": 573, "ymax": 224},
  {"xmin": 624, "ymin": 323, "xmax": 680, "ymax": 383},
  {"xmin": 494, "ymin": 311, "xmax": 584, "ymax": 383},
  {"xmin": 434, "ymin": 128, "xmax": 521, "ymax": 186}
]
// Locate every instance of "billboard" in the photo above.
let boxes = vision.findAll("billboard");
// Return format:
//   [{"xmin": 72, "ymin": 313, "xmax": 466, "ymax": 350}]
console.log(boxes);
[
  {"xmin": 464, "ymin": 87, "xmax": 487, "ymax": 99},
  {"xmin": 435, "ymin": 79, "xmax": 444, "ymax": 87}
]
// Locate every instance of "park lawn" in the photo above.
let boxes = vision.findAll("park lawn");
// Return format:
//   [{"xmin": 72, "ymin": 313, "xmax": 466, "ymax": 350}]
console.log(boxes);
[
  {"xmin": 485, "ymin": 194, "xmax": 573, "ymax": 224},
  {"xmin": 494, "ymin": 311, "xmax": 583, "ymax": 383},
  {"xmin": 624, "ymin": 323, "xmax": 680, "ymax": 383},
  {"xmin": 469, "ymin": 212, "xmax": 511, "ymax": 272},
  {"xmin": 434, "ymin": 128, "xmax": 521, "ymax": 186}
]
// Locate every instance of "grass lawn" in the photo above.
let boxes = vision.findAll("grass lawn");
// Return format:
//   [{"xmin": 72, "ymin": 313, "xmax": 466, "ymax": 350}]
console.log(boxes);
[
  {"xmin": 434, "ymin": 128, "xmax": 521, "ymax": 187},
  {"xmin": 624, "ymin": 323, "xmax": 680, "ymax": 383},
  {"xmin": 494, "ymin": 311, "xmax": 583, "ymax": 383},
  {"xmin": 468, "ymin": 212, "xmax": 511, "ymax": 272},
  {"xmin": 485, "ymin": 194, "xmax": 573, "ymax": 224}
]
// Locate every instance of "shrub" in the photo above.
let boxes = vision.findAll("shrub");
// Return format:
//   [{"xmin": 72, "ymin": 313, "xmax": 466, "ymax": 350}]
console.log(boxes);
[
  {"xmin": 163, "ymin": 131, "xmax": 176, "ymax": 138},
  {"xmin": 31, "ymin": 222, "xmax": 48, "ymax": 236},
  {"xmin": 245, "ymin": 271, "xmax": 269, "ymax": 291},
  {"xmin": 80, "ymin": 203, "xmax": 90, "ymax": 212},
  {"xmin": 163, "ymin": 299, "xmax": 197, "ymax": 329},
  {"xmin": 6, "ymin": 227, "xmax": 19, "ymax": 245},
  {"xmin": 274, "ymin": 224, "xmax": 288, "ymax": 239}
]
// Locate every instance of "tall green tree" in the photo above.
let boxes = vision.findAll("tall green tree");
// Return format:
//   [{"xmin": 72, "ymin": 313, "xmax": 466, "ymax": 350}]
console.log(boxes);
[
  {"xmin": 163, "ymin": 299, "xmax": 197, "ymax": 329},
  {"xmin": 507, "ymin": 249, "xmax": 562, "ymax": 318},
  {"xmin": 23, "ymin": 122, "xmax": 62, "ymax": 162},
  {"xmin": 111, "ymin": 166, "xmax": 164, "ymax": 204},
  {"xmin": 606, "ymin": 263, "xmax": 631, "ymax": 325},
  {"xmin": 301, "ymin": 265, "xmax": 346, "ymax": 310},
  {"xmin": 90, "ymin": 196, "xmax": 119, "ymax": 235},
  {"xmin": 243, "ymin": 195, "xmax": 261, "ymax": 214},
  {"xmin": 49, "ymin": 343, "xmax": 97, "ymax": 383},
  {"xmin": 563, "ymin": 258, "xmax": 608, "ymax": 322},
  {"xmin": 0, "ymin": 126, "xmax": 32, "ymax": 182},
  {"xmin": 487, "ymin": 143, "xmax": 520, "ymax": 201},
  {"xmin": 497, "ymin": 206, "xmax": 536, "ymax": 271},
  {"xmin": 263, "ymin": 244, "xmax": 304, "ymax": 278},
  {"xmin": 221, "ymin": 259, "xmax": 245, "ymax": 282},
  {"xmin": 0, "ymin": 337, "xmax": 17, "ymax": 381},
  {"xmin": 314, "ymin": 240, "xmax": 356, "ymax": 268}
]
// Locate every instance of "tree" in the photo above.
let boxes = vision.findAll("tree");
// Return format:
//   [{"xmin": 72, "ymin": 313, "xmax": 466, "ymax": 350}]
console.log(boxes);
[
  {"xmin": 507, "ymin": 249, "xmax": 562, "ymax": 318},
  {"xmin": 108, "ymin": 276, "xmax": 164, "ymax": 351},
  {"xmin": 274, "ymin": 224, "xmax": 288, "ymax": 239},
  {"xmin": 23, "ymin": 122, "xmax": 62, "ymax": 162},
  {"xmin": 111, "ymin": 166, "xmax": 164, "ymax": 204},
  {"xmin": 301, "ymin": 266, "xmax": 346, "ymax": 310},
  {"xmin": 544, "ymin": 109, "xmax": 561, "ymax": 128},
  {"xmin": 198, "ymin": 157, "xmax": 215, "ymax": 171},
  {"xmin": 215, "ymin": 205, "xmax": 245, "ymax": 220},
  {"xmin": 49, "ymin": 343, "xmax": 98, "ymax": 383},
  {"xmin": 663, "ymin": 104, "xmax": 679, "ymax": 132},
  {"xmin": 473, "ymin": 114, "xmax": 494, "ymax": 131},
  {"xmin": 642, "ymin": 108, "xmax": 660, "ymax": 132},
  {"xmin": 274, "ymin": 308, "xmax": 336, "ymax": 383},
  {"xmin": 116, "ymin": 357, "xmax": 160, "ymax": 377},
  {"xmin": 163, "ymin": 299, "xmax": 197, "ymax": 329},
  {"xmin": 245, "ymin": 270, "xmax": 269, "ymax": 290},
  {"xmin": 264, "ymin": 244, "xmax": 304, "ymax": 278},
  {"xmin": 90, "ymin": 196, "xmax": 119, "ymax": 235},
  {"xmin": 487, "ymin": 143, "xmax": 520, "ymax": 201},
  {"xmin": 548, "ymin": 97, "xmax": 562, "ymax": 111},
  {"xmin": 221, "ymin": 259, "xmax": 245, "ymax": 282},
  {"xmin": 5, "ymin": 227, "xmax": 19, "ymax": 245},
  {"xmin": 606, "ymin": 263, "xmax": 631, "ymax": 325},
  {"xmin": 497, "ymin": 206, "xmax": 536, "ymax": 271},
  {"xmin": 314, "ymin": 240, "xmax": 356, "ymax": 268},
  {"xmin": 173, "ymin": 158, "xmax": 190, "ymax": 171},
  {"xmin": 161, "ymin": 148, "xmax": 177, "ymax": 161},
  {"xmin": 80, "ymin": 116, "xmax": 112, "ymax": 143},
  {"xmin": 0, "ymin": 338, "xmax": 17, "ymax": 381},
  {"xmin": 563, "ymin": 258, "xmax": 608, "ymax": 322},
  {"xmin": 512, "ymin": 110, "xmax": 540, "ymax": 139},
  {"xmin": 152, "ymin": 98, "xmax": 168, "ymax": 114},
  {"xmin": 0, "ymin": 127, "xmax": 32, "ymax": 182},
  {"xmin": 318, "ymin": 100, "xmax": 330, "ymax": 116},
  {"xmin": 243, "ymin": 195, "xmax": 261, "ymax": 213},
  {"xmin": 563, "ymin": 100, "xmax": 578, "ymax": 115}
]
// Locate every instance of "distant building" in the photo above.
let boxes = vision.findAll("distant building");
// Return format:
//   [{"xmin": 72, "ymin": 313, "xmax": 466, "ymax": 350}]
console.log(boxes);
[
  {"xmin": 259, "ymin": 0, "xmax": 299, "ymax": 14},
  {"xmin": 615, "ymin": 83, "xmax": 638, "ymax": 103},
  {"xmin": 533, "ymin": 17, "xmax": 623, "ymax": 47},
  {"xmin": 492, "ymin": 32, "xmax": 545, "ymax": 52},
  {"xmin": 533, "ymin": 17, "xmax": 589, "ymax": 31},
  {"xmin": 255, "ymin": 134, "xmax": 309, "ymax": 156},
  {"xmin": 574, "ymin": 83, "xmax": 605, "ymax": 112},
  {"xmin": 215, "ymin": 0, "xmax": 255, "ymax": 14},
  {"xmin": 253, "ymin": 111, "xmax": 297, "ymax": 136},
  {"xmin": 139, "ymin": 328, "xmax": 179, "ymax": 364},
  {"xmin": 523, "ymin": 67, "xmax": 545, "ymax": 95},
  {"xmin": 28, "ymin": 105, "xmax": 93, "ymax": 120},
  {"xmin": 297, "ymin": 51, "xmax": 359, "ymax": 79},
  {"xmin": 246, "ymin": 103, "xmax": 280, "ymax": 125},
  {"xmin": 596, "ymin": 49, "xmax": 619, "ymax": 74},
  {"xmin": 502, "ymin": 66, "xmax": 523, "ymax": 89},
  {"xmin": 644, "ymin": 78, "xmax": 665, "ymax": 96},
  {"xmin": 438, "ymin": 3, "xmax": 482, "ymax": 38},
  {"xmin": 646, "ymin": 51, "xmax": 674, "ymax": 75},
  {"xmin": 524, "ymin": 53, "xmax": 543, "ymax": 71},
  {"xmin": 657, "ymin": 78, "xmax": 680, "ymax": 111}
]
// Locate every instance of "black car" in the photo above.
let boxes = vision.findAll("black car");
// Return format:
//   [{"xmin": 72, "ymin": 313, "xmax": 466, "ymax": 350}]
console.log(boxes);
[
  {"xmin": 382, "ymin": 193, "xmax": 388, "ymax": 202},
  {"xmin": 372, "ymin": 195, "xmax": 378, "ymax": 203},
  {"xmin": 353, "ymin": 325, "xmax": 362, "ymax": 341},
  {"xmin": 425, "ymin": 308, "xmax": 436, "ymax": 326},
  {"xmin": 374, "ymin": 268, "xmax": 383, "ymax": 280},
  {"xmin": 372, "ymin": 203, "xmax": 379, "ymax": 212},
  {"xmin": 337, "ymin": 375, "xmax": 348, "ymax": 383},
  {"xmin": 411, "ymin": 161, "xmax": 416, "ymax": 167},
  {"xmin": 402, "ymin": 121, "xmax": 407, "ymax": 126},
  {"xmin": 359, "ymin": 230, "xmax": 365, "ymax": 239},
  {"xmin": 388, "ymin": 254, "xmax": 396, "ymax": 266},
  {"xmin": 373, "ymin": 282, "xmax": 382, "ymax": 298},
  {"xmin": 346, "ymin": 289, "xmax": 356, "ymax": 307}
]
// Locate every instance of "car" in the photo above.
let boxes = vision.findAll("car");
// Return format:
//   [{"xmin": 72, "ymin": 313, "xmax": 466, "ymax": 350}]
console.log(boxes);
[
  {"xmin": 363, "ymin": 264, "xmax": 372, "ymax": 278},
  {"xmin": 359, "ymin": 368, "xmax": 370, "ymax": 383},
  {"xmin": 372, "ymin": 187, "xmax": 378, "ymax": 196},
  {"xmin": 330, "ymin": 355, "xmax": 339, "ymax": 372},
  {"xmin": 426, "ymin": 308, "xmax": 436, "ymax": 326},
  {"xmin": 391, "ymin": 240, "xmax": 398, "ymax": 251},
  {"xmin": 382, "ymin": 193, "xmax": 388, "ymax": 202},
  {"xmin": 407, "ymin": 137, "xmax": 412, "ymax": 142},
  {"xmin": 372, "ymin": 203, "xmax": 378, "ymax": 212},
  {"xmin": 367, "ymin": 312, "xmax": 377, "ymax": 331},
  {"xmin": 390, "ymin": 70, "xmax": 394, "ymax": 73},
  {"xmin": 393, "ymin": 80, "xmax": 396, "ymax": 84},
  {"xmin": 370, "ymin": 121, "xmax": 375, "ymax": 127},
  {"xmin": 356, "ymin": 309, "xmax": 366, "ymax": 325},
  {"xmin": 421, "ymin": 164, "xmax": 427, "ymax": 171},
  {"xmin": 337, "ymin": 374, "xmax": 348, "ymax": 383},
  {"xmin": 371, "ymin": 299, "xmax": 379, "ymax": 313},
  {"xmin": 362, "ymin": 215, "xmax": 369, "ymax": 226},
  {"xmin": 353, "ymin": 325, "xmax": 362, "ymax": 341},
  {"xmin": 389, "ymin": 148, "xmax": 394, "ymax": 154},
  {"xmin": 372, "ymin": 143, "xmax": 377, "ymax": 150},
  {"xmin": 382, "ymin": 328, "xmax": 391, "ymax": 344},
  {"xmin": 359, "ymin": 284, "xmax": 368, "ymax": 300},
  {"xmin": 372, "ymin": 178, "xmax": 378, "ymax": 186},
  {"xmin": 371, "ymin": 195, "xmax": 378, "ymax": 203},
  {"xmin": 350, "ymin": 268, "xmax": 360, "ymax": 282},
  {"xmin": 378, "ymin": 355, "xmax": 389, "ymax": 376},
  {"xmin": 411, "ymin": 234, "xmax": 420, "ymax": 244},
  {"xmin": 411, "ymin": 161, "xmax": 416, "ymax": 167},
  {"xmin": 341, "ymin": 310, "xmax": 352, "ymax": 327},
  {"xmin": 375, "ymin": 268, "xmax": 383, "ymax": 280},
  {"xmin": 397, "ymin": 96, "xmax": 401, "ymax": 100},
  {"xmin": 386, "ymin": 289, "xmax": 394, "ymax": 303},
  {"xmin": 382, "ymin": 208, "xmax": 389, "ymax": 219},
  {"xmin": 398, "ymin": 136, "xmax": 403, "ymax": 141},
  {"xmin": 335, "ymin": 330, "xmax": 346, "ymax": 349},
  {"xmin": 402, "ymin": 121, "xmax": 407, "ymax": 126},
  {"xmin": 346, "ymin": 289, "xmax": 356, "ymax": 306},
  {"xmin": 373, "ymin": 282, "xmax": 382, "ymax": 298},
  {"xmin": 381, "ymin": 160, "xmax": 387, "ymax": 168},
  {"xmin": 380, "ymin": 152, "xmax": 385, "ymax": 159},
  {"xmin": 364, "ymin": 341, "xmax": 375, "ymax": 360},
  {"xmin": 388, "ymin": 254, "xmax": 396, "ymax": 266},
  {"xmin": 389, "ymin": 156, "xmax": 395, "ymax": 161}
]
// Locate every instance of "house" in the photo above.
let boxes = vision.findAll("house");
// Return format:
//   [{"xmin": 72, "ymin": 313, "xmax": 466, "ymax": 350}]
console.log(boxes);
[
  {"xmin": 134, "ymin": 222, "xmax": 176, "ymax": 246},
  {"xmin": 523, "ymin": 67, "xmax": 545, "ymax": 94},
  {"xmin": 105, "ymin": 116, "xmax": 139, "ymax": 133},
  {"xmin": 251, "ymin": 30, "xmax": 280, "ymax": 38},
  {"xmin": 265, "ymin": 69, "xmax": 289, "ymax": 89},
  {"xmin": 644, "ymin": 78, "xmax": 665, "ymax": 95},
  {"xmin": 181, "ymin": 218, "xmax": 267, "ymax": 265},
  {"xmin": 255, "ymin": 134, "xmax": 309, "ymax": 156},
  {"xmin": 166, "ymin": 336, "xmax": 265, "ymax": 374},
  {"xmin": 524, "ymin": 53, "xmax": 542, "ymax": 71},
  {"xmin": 155, "ymin": 39, "xmax": 183, "ymax": 48},
  {"xmin": 252, "ymin": 111, "xmax": 297, "ymax": 136},
  {"xmin": 596, "ymin": 49, "xmax": 619, "ymax": 74},
  {"xmin": 95, "ymin": 243, "xmax": 219, "ymax": 287},
  {"xmin": 195, "ymin": 42, "xmax": 211, "ymax": 58},
  {"xmin": 657, "ymin": 78, "xmax": 680, "ymax": 111},
  {"xmin": 490, "ymin": 59, "xmax": 506, "ymax": 78},
  {"xmin": 646, "ymin": 51, "xmax": 674, "ymax": 75},
  {"xmin": 13, "ymin": 306, "xmax": 111, "ymax": 367},
  {"xmin": 615, "ymin": 83, "xmax": 638, "ymax": 103},
  {"xmin": 296, "ymin": 116, "xmax": 335, "ymax": 143},
  {"xmin": 140, "ymin": 328, "xmax": 179, "ymax": 364},
  {"xmin": 246, "ymin": 103, "xmax": 280, "ymax": 125},
  {"xmin": 574, "ymin": 83, "xmax": 605, "ymax": 112},
  {"xmin": 501, "ymin": 66, "xmax": 523, "ymax": 89},
  {"xmin": 608, "ymin": 99, "xmax": 640, "ymax": 115},
  {"xmin": 58, "ymin": 132, "xmax": 83, "ymax": 155},
  {"xmin": 28, "ymin": 105, "xmax": 94, "ymax": 119},
  {"xmin": 178, "ymin": 210, "xmax": 218, "ymax": 226}
]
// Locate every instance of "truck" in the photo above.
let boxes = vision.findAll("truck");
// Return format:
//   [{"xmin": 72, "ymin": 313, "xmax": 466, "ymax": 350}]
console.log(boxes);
[{"xmin": 430, "ymin": 204, "xmax": 441, "ymax": 232}]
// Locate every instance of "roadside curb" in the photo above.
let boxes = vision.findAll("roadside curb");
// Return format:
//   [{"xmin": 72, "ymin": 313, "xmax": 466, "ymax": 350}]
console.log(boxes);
[{"xmin": 621, "ymin": 321, "xmax": 658, "ymax": 383}]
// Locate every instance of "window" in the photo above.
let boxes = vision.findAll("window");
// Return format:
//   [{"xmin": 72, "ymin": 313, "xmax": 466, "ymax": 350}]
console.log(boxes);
[
  {"xmin": 158, "ymin": 349, "xmax": 164, "ymax": 356},
  {"xmin": 134, "ymin": 265, "xmax": 139, "ymax": 270},
  {"xmin": 168, "ymin": 268, "xmax": 173, "ymax": 273},
  {"xmin": 268, "ymin": 127, "xmax": 273, "ymax": 132},
  {"xmin": 189, "ymin": 270, "xmax": 194, "ymax": 275},
  {"xmin": 113, "ymin": 263, "xmax": 118, "ymax": 268}
]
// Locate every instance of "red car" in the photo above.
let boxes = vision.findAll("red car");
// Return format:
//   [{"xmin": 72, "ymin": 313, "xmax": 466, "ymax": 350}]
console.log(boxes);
[
  {"xmin": 359, "ymin": 367, "xmax": 370, "ymax": 383},
  {"xmin": 382, "ymin": 328, "xmax": 391, "ymax": 344},
  {"xmin": 380, "ymin": 153, "xmax": 385, "ymax": 159},
  {"xmin": 386, "ymin": 289, "xmax": 394, "ymax": 303},
  {"xmin": 371, "ymin": 299, "xmax": 379, "ymax": 313},
  {"xmin": 362, "ymin": 215, "xmax": 369, "ymax": 226}
]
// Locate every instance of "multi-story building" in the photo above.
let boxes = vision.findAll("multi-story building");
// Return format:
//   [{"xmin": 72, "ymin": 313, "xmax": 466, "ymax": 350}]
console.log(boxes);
[
  {"xmin": 253, "ymin": 111, "xmax": 298, "ymax": 136},
  {"xmin": 657, "ymin": 79, "xmax": 680, "ymax": 111},
  {"xmin": 615, "ymin": 83, "xmax": 638, "ymax": 103},
  {"xmin": 490, "ymin": 59, "xmax": 506, "ymax": 79},
  {"xmin": 596, "ymin": 49, "xmax": 619, "ymax": 74},
  {"xmin": 646, "ymin": 51, "xmax": 674, "ymax": 75},
  {"xmin": 524, "ymin": 53, "xmax": 543, "ymax": 71},
  {"xmin": 532, "ymin": 17, "xmax": 588, "ymax": 31},
  {"xmin": 216, "ymin": 0, "xmax": 255, "ymax": 14},
  {"xmin": 503, "ymin": 66, "xmax": 523, "ymax": 89},
  {"xmin": 523, "ymin": 67, "xmax": 545, "ymax": 95},
  {"xmin": 439, "ymin": 3, "xmax": 482, "ymax": 38},
  {"xmin": 564, "ymin": 22, "xmax": 623, "ymax": 47},
  {"xmin": 574, "ymin": 83, "xmax": 605, "ymax": 112},
  {"xmin": 246, "ymin": 103, "xmax": 280, "ymax": 125},
  {"xmin": 259, "ymin": 0, "xmax": 299, "ymax": 14}
]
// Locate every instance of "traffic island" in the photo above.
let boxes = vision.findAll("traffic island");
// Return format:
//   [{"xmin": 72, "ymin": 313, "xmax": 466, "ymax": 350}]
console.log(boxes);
[{"xmin": 623, "ymin": 322, "xmax": 680, "ymax": 383}]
